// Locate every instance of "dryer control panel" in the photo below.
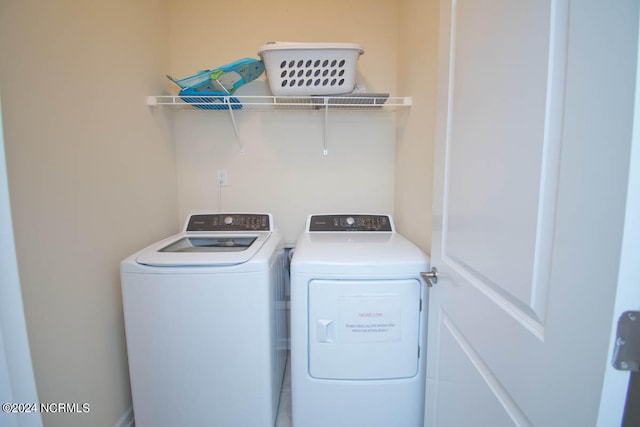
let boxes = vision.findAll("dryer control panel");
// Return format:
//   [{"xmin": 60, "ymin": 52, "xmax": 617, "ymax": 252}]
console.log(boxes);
[
  {"xmin": 186, "ymin": 214, "xmax": 271, "ymax": 232},
  {"xmin": 309, "ymin": 215, "xmax": 393, "ymax": 232}
]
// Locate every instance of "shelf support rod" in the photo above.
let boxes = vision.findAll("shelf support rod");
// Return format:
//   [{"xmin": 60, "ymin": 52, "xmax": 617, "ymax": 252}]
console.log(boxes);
[
  {"xmin": 226, "ymin": 99, "xmax": 244, "ymax": 155},
  {"xmin": 323, "ymin": 98, "xmax": 329, "ymax": 155}
]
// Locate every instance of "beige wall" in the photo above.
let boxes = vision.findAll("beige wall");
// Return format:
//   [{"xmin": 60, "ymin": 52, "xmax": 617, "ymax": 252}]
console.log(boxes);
[
  {"xmin": 168, "ymin": 0, "xmax": 398, "ymax": 94},
  {"xmin": 0, "ymin": 1, "xmax": 176, "ymax": 426},
  {"xmin": 168, "ymin": 0, "xmax": 402, "ymax": 244},
  {"xmin": 0, "ymin": 0, "xmax": 438, "ymax": 425},
  {"xmin": 395, "ymin": 0, "xmax": 440, "ymax": 254},
  {"xmin": 173, "ymin": 108, "xmax": 397, "ymax": 244}
]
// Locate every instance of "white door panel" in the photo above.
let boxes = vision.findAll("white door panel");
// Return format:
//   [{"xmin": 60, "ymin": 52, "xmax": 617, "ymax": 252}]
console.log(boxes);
[
  {"xmin": 444, "ymin": 0, "xmax": 565, "ymax": 330},
  {"xmin": 433, "ymin": 312, "xmax": 528, "ymax": 427},
  {"xmin": 427, "ymin": 0, "xmax": 638, "ymax": 426}
]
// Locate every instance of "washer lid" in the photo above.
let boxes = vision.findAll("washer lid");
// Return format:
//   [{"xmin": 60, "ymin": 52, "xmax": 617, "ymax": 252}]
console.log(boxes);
[
  {"xmin": 135, "ymin": 232, "xmax": 271, "ymax": 267},
  {"xmin": 159, "ymin": 236, "xmax": 258, "ymax": 253}
]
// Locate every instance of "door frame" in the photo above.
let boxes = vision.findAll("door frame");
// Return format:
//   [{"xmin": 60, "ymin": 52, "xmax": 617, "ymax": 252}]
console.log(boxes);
[
  {"xmin": 0, "ymin": 94, "xmax": 42, "ymax": 427},
  {"xmin": 596, "ymin": 13, "xmax": 640, "ymax": 422}
]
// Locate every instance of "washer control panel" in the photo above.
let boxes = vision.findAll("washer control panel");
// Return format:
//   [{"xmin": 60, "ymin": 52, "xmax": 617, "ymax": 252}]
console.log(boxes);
[
  {"xmin": 309, "ymin": 215, "xmax": 393, "ymax": 232},
  {"xmin": 186, "ymin": 214, "xmax": 271, "ymax": 232}
]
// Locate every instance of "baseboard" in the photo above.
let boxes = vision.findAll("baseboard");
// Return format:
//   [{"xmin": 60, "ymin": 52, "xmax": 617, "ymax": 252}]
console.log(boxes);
[{"xmin": 114, "ymin": 406, "xmax": 134, "ymax": 427}]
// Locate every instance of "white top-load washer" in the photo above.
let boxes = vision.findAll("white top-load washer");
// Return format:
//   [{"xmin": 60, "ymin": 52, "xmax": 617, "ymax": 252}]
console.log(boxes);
[
  {"xmin": 121, "ymin": 213, "xmax": 286, "ymax": 427},
  {"xmin": 290, "ymin": 214, "xmax": 430, "ymax": 427}
]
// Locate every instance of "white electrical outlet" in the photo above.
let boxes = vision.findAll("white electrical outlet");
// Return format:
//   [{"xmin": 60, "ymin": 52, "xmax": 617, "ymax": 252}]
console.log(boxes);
[{"xmin": 217, "ymin": 170, "xmax": 228, "ymax": 186}]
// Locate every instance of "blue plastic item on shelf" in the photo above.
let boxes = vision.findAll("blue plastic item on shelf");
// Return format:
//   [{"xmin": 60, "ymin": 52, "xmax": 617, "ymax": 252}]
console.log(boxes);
[
  {"xmin": 167, "ymin": 58, "xmax": 264, "ymax": 92},
  {"xmin": 167, "ymin": 58, "xmax": 264, "ymax": 109},
  {"xmin": 167, "ymin": 69, "xmax": 217, "ymax": 91},
  {"xmin": 178, "ymin": 88, "xmax": 242, "ymax": 110}
]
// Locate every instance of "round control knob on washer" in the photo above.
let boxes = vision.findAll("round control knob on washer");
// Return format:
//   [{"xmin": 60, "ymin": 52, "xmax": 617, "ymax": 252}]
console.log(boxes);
[
  {"xmin": 346, "ymin": 216, "xmax": 355, "ymax": 226},
  {"xmin": 224, "ymin": 216, "xmax": 234, "ymax": 225}
]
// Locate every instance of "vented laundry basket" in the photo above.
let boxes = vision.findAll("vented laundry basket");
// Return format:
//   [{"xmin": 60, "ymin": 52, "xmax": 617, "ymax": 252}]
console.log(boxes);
[{"xmin": 258, "ymin": 42, "xmax": 364, "ymax": 96}]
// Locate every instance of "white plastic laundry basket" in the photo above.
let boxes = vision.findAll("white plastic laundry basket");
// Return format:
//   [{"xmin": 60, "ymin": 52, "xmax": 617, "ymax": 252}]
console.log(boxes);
[{"xmin": 258, "ymin": 42, "xmax": 364, "ymax": 96}]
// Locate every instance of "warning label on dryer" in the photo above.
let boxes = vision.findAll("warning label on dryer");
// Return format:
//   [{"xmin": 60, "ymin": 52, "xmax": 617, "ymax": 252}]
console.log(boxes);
[{"xmin": 340, "ymin": 295, "xmax": 402, "ymax": 343}]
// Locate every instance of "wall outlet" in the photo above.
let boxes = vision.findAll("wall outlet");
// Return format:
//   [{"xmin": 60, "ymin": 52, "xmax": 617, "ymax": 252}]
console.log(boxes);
[{"xmin": 217, "ymin": 170, "xmax": 228, "ymax": 186}]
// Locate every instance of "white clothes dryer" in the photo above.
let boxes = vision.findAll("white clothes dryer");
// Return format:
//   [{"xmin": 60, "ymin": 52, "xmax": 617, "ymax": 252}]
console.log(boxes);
[
  {"xmin": 121, "ymin": 213, "xmax": 286, "ymax": 427},
  {"xmin": 290, "ymin": 214, "xmax": 430, "ymax": 427}
]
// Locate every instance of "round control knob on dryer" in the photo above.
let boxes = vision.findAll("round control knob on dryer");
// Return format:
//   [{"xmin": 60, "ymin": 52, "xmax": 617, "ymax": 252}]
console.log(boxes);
[
  {"xmin": 224, "ymin": 216, "xmax": 234, "ymax": 225},
  {"xmin": 346, "ymin": 217, "xmax": 355, "ymax": 226}
]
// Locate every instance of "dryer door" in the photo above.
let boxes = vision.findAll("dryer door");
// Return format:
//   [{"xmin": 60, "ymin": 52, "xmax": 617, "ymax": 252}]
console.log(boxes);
[{"xmin": 308, "ymin": 279, "xmax": 422, "ymax": 380}]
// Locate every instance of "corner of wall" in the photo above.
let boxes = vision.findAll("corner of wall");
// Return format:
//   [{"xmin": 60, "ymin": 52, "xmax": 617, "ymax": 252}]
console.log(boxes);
[{"xmin": 394, "ymin": 0, "xmax": 440, "ymax": 254}]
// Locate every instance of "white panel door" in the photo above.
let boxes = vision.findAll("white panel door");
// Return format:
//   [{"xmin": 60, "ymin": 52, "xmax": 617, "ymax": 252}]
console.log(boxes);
[{"xmin": 426, "ymin": 1, "xmax": 639, "ymax": 426}]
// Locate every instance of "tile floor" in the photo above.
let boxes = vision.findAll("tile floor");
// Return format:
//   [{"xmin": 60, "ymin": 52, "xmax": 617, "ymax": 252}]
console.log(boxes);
[{"xmin": 275, "ymin": 352, "xmax": 292, "ymax": 427}]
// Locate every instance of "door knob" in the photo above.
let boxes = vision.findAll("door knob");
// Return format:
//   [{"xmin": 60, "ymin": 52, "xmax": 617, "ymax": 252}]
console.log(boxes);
[{"xmin": 421, "ymin": 267, "xmax": 438, "ymax": 287}]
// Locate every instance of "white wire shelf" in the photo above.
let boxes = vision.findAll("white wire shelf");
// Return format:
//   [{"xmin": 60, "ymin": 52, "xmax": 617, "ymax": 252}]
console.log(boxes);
[
  {"xmin": 146, "ymin": 95, "xmax": 412, "ymax": 111},
  {"xmin": 147, "ymin": 94, "xmax": 411, "ymax": 155}
]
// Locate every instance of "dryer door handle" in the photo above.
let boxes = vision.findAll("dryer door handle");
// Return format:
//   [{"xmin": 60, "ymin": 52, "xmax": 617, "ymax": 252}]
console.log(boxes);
[{"xmin": 316, "ymin": 319, "xmax": 334, "ymax": 343}]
